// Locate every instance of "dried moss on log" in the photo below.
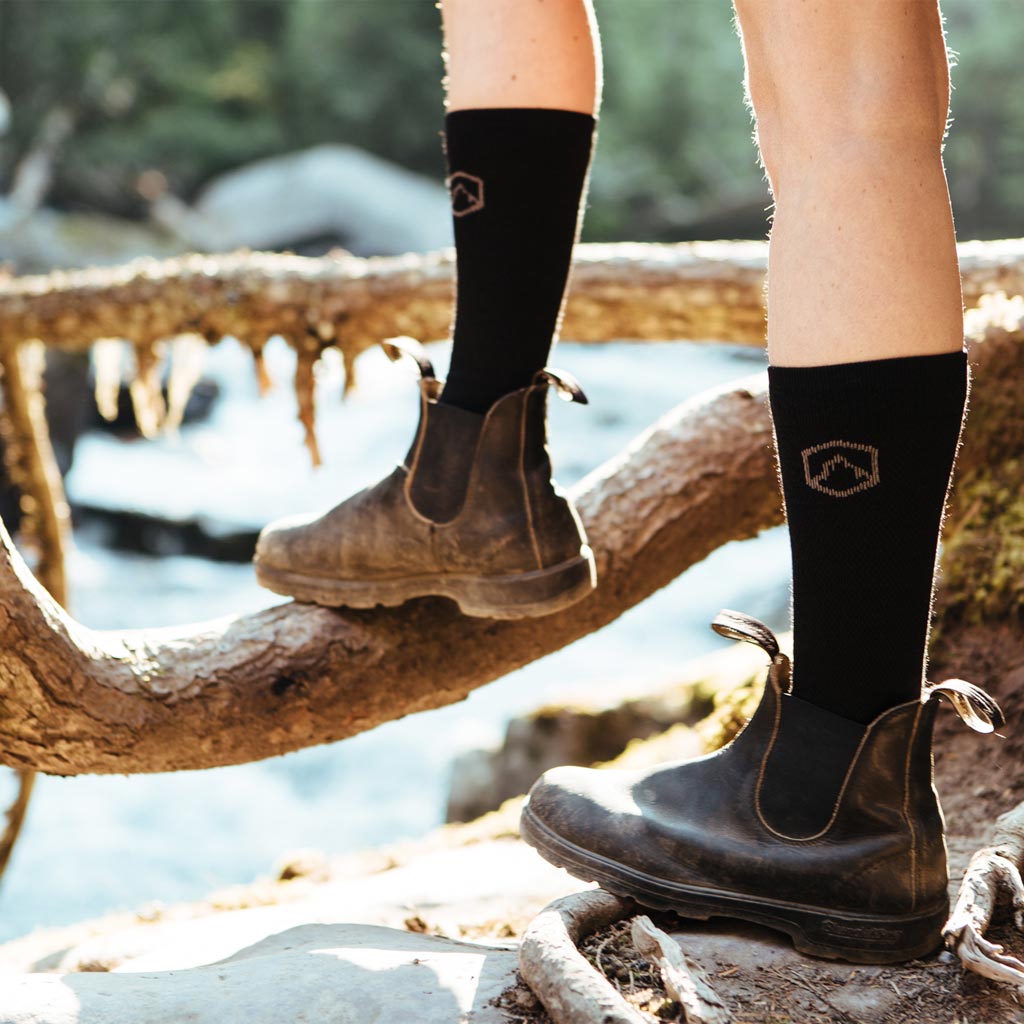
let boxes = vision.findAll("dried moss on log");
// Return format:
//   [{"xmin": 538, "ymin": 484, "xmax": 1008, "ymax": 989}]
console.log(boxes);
[{"xmin": 2, "ymin": 240, "xmax": 1023, "ymax": 361}]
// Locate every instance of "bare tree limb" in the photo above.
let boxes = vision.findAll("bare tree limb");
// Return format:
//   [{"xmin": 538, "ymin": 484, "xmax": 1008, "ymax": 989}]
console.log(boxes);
[
  {"xmin": 631, "ymin": 916, "xmax": 731, "ymax": 1024},
  {"xmin": 0, "ymin": 374, "xmax": 780, "ymax": 775},
  {"xmin": 0, "ymin": 771, "xmax": 34, "ymax": 882},
  {"xmin": 0, "ymin": 341, "xmax": 71, "ymax": 602},
  {"xmin": 0, "ymin": 340, "xmax": 70, "ymax": 883},
  {"xmin": 0, "ymin": 245, "xmax": 1019, "ymax": 777}
]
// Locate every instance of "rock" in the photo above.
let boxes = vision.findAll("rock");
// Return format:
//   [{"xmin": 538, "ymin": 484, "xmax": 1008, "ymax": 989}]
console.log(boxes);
[
  {"xmin": 446, "ymin": 695, "xmax": 711, "ymax": 823},
  {"xmin": 150, "ymin": 144, "xmax": 453, "ymax": 257},
  {"xmin": 0, "ymin": 925, "xmax": 519, "ymax": 1024},
  {"xmin": 444, "ymin": 639, "xmax": 773, "ymax": 823},
  {"xmin": 0, "ymin": 816, "xmax": 583, "ymax": 1023}
]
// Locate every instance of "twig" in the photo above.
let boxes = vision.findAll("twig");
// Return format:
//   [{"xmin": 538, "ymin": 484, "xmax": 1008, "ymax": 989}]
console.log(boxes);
[{"xmin": 631, "ymin": 916, "xmax": 731, "ymax": 1024}]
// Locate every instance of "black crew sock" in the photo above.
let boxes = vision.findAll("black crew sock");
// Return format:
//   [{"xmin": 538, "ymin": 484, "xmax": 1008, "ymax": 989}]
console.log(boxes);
[
  {"xmin": 768, "ymin": 350, "xmax": 968, "ymax": 724},
  {"xmin": 439, "ymin": 108, "xmax": 596, "ymax": 414}
]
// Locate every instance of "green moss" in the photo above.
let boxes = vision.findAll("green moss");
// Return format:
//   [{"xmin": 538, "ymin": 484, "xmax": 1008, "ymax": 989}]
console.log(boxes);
[{"xmin": 938, "ymin": 458, "xmax": 1024, "ymax": 633}]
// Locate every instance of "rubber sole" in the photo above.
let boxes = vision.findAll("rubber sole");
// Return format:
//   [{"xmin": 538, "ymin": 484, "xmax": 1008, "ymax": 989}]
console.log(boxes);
[
  {"xmin": 254, "ymin": 548, "xmax": 596, "ymax": 620},
  {"xmin": 520, "ymin": 803, "xmax": 947, "ymax": 964}
]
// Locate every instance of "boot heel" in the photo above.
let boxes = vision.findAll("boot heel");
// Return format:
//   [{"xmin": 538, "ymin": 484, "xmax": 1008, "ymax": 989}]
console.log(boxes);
[
  {"xmin": 785, "ymin": 902, "xmax": 948, "ymax": 963},
  {"xmin": 451, "ymin": 549, "xmax": 597, "ymax": 619}
]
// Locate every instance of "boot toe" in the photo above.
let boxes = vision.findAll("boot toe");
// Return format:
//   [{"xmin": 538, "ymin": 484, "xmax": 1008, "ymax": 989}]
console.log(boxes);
[
  {"xmin": 524, "ymin": 765, "xmax": 642, "ymax": 853},
  {"xmin": 254, "ymin": 513, "xmax": 321, "ymax": 573}
]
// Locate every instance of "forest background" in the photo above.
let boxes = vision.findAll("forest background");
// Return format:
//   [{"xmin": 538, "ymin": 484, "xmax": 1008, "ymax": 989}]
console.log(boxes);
[{"xmin": 2, "ymin": 0, "xmax": 1023, "ymax": 248}]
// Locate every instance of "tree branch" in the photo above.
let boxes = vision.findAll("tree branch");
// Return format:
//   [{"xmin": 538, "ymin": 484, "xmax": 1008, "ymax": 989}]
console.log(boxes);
[
  {"xmin": 519, "ymin": 890, "xmax": 647, "ymax": 1024},
  {"xmin": 0, "ymin": 338, "xmax": 70, "ymax": 880},
  {"xmin": 0, "ymin": 376, "xmax": 779, "ymax": 774}
]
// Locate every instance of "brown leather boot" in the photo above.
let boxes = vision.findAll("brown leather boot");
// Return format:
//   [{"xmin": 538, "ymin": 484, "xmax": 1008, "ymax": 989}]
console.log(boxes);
[
  {"xmin": 254, "ymin": 340, "xmax": 596, "ymax": 619},
  {"xmin": 521, "ymin": 610, "xmax": 1003, "ymax": 963}
]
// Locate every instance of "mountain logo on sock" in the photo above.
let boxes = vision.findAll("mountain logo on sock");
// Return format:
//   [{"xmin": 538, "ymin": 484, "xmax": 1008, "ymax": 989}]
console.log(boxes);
[
  {"xmin": 447, "ymin": 171, "xmax": 485, "ymax": 217},
  {"xmin": 801, "ymin": 441, "xmax": 880, "ymax": 497}
]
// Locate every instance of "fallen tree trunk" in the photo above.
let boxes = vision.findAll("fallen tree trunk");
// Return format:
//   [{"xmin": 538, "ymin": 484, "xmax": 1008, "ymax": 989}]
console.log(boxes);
[
  {"xmin": 4, "ymin": 240, "xmax": 1022, "ymax": 468},
  {"xmin": 0, "ymin": 374, "xmax": 780, "ymax": 774},
  {"xmin": 0, "ymin": 250, "xmax": 1021, "ymax": 777}
]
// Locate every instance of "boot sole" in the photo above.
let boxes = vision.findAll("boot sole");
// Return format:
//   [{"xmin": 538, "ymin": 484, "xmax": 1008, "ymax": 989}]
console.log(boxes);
[
  {"xmin": 254, "ymin": 548, "xmax": 596, "ymax": 620},
  {"xmin": 520, "ymin": 803, "xmax": 947, "ymax": 964}
]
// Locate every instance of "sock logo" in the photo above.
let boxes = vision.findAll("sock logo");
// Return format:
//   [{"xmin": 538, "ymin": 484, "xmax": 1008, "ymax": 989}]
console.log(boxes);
[
  {"xmin": 801, "ymin": 441, "xmax": 880, "ymax": 497},
  {"xmin": 447, "ymin": 171, "xmax": 485, "ymax": 217}
]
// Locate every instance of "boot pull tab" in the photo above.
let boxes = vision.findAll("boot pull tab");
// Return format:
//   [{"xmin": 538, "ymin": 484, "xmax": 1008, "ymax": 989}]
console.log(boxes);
[
  {"xmin": 711, "ymin": 609, "xmax": 780, "ymax": 661},
  {"xmin": 382, "ymin": 336, "xmax": 436, "ymax": 381},
  {"xmin": 536, "ymin": 368, "xmax": 589, "ymax": 405},
  {"xmin": 926, "ymin": 678, "xmax": 1006, "ymax": 734}
]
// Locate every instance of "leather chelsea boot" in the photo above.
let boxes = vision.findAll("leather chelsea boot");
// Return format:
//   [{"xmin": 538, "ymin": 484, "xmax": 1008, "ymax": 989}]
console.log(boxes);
[
  {"xmin": 521, "ymin": 610, "xmax": 1004, "ymax": 963},
  {"xmin": 255, "ymin": 339, "xmax": 597, "ymax": 619}
]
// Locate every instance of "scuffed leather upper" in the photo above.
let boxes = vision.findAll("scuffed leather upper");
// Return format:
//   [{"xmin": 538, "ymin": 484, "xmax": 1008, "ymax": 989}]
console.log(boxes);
[
  {"xmin": 255, "ymin": 373, "xmax": 588, "ymax": 581},
  {"xmin": 526, "ymin": 647, "xmax": 953, "ymax": 917}
]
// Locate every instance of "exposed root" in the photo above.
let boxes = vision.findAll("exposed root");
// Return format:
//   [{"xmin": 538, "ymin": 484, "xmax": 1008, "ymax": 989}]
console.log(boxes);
[
  {"xmin": 0, "ymin": 340, "xmax": 71, "ymax": 890},
  {"xmin": 252, "ymin": 341, "xmax": 272, "ymax": 396},
  {"xmin": 519, "ymin": 892, "xmax": 730, "ymax": 1024},
  {"xmin": 128, "ymin": 340, "xmax": 167, "ymax": 438},
  {"xmin": 944, "ymin": 802, "xmax": 1024, "ymax": 988},
  {"xmin": 0, "ymin": 339, "xmax": 69, "ymax": 602},
  {"xmin": 91, "ymin": 337, "xmax": 126, "ymax": 422},
  {"xmin": 164, "ymin": 333, "xmax": 208, "ymax": 434},
  {"xmin": 0, "ymin": 770, "xmax": 35, "ymax": 881},
  {"xmin": 294, "ymin": 344, "xmax": 321, "ymax": 467},
  {"xmin": 519, "ymin": 890, "xmax": 649, "ymax": 1024},
  {"xmin": 631, "ymin": 916, "xmax": 731, "ymax": 1023}
]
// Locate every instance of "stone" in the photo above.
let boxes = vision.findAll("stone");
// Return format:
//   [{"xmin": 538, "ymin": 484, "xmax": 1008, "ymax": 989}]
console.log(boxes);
[{"xmin": 0, "ymin": 924, "xmax": 518, "ymax": 1024}]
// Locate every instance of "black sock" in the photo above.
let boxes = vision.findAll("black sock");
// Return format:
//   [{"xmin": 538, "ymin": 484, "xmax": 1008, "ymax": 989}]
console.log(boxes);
[
  {"xmin": 439, "ymin": 108, "xmax": 596, "ymax": 414},
  {"xmin": 768, "ymin": 351, "xmax": 968, "ymax": 724}
]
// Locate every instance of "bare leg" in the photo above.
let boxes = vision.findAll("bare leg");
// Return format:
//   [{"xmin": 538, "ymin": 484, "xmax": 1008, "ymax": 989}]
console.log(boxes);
[
  {"xmin": 734, "ymin": 0, "xmax": 968, "ymax": 725},
  {"xmin": 734, "ymin": 0, "xmax": 960, "ymax": 366},
  {"xmin": 441, "ymin": 0, "xmax": 601, "ymax": 114}
]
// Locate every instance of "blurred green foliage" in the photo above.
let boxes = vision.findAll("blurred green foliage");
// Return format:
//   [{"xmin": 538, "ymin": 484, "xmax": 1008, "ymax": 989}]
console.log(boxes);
[{"xmin": 0, "ymin": 0, "xmax": 1022, "ymax": 241}]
